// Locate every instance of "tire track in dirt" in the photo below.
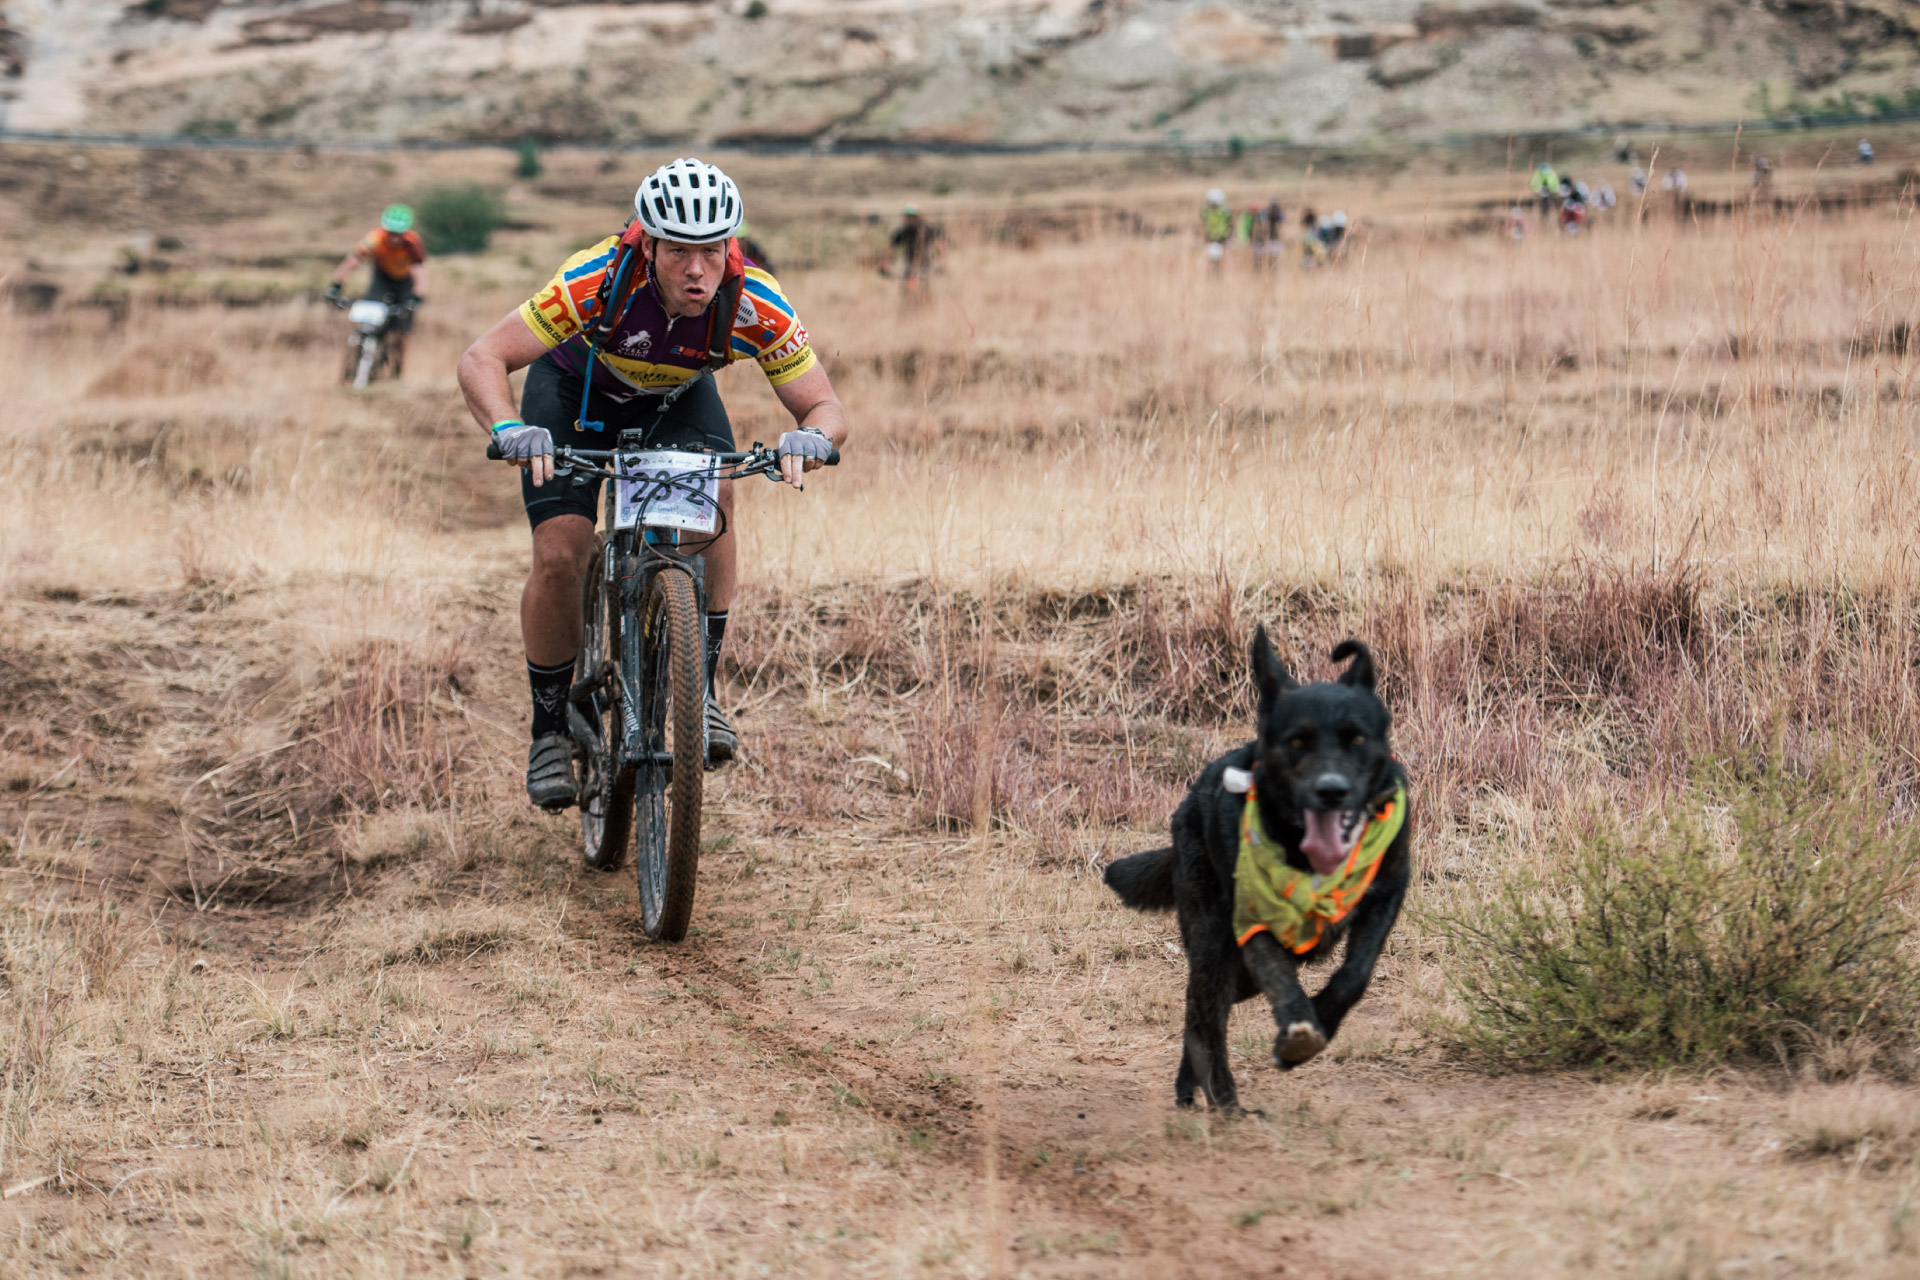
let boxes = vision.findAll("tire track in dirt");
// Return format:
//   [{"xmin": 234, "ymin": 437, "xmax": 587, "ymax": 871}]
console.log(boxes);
[
  {"xmin": 642, "ymin": 936, "xmax": 983, "ymax": 1148},
  {"xmin": 627, "ymin": 928, "xmax": 1273, "ymax": 1274}
]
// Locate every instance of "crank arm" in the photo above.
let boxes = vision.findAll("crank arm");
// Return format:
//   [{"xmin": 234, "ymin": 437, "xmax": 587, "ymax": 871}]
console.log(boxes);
[{"xmin": 567, "ymin": 704, "xmax": 604, "ymax": 759}]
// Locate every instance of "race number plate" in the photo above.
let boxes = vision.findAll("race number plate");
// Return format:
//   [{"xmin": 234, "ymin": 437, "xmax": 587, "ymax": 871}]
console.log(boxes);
[
  {"xmin": 347, "ymin": 300, "xmax": 389, "ymax": 326},
  {"xmin": 613, "ymin": 451, "xmax": 720, "ymax": 534}
]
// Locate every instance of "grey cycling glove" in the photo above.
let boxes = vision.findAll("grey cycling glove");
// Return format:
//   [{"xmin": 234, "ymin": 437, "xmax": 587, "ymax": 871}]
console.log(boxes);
[
  {"xmin": 776, "ymin": 427, "xmax": 832, "ymax": 462},
  {"xmin": 491, "ymin": 420, "xmax": 553, "ymax": 461}
]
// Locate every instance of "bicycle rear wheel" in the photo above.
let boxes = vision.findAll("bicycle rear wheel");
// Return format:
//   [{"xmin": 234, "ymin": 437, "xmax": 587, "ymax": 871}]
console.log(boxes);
[
  {"xmin": 579, "ymin": 544, "xmax": 634, "ymax": 872},
  {"xmin": 634, "ymin": 567, "xmax": 704, "ymax": 941}
]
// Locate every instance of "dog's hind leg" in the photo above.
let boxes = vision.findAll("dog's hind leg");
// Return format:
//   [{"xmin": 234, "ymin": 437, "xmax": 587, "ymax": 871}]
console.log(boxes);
[
  {"xmin": 1240, "ymin": 931, "xmax": 1327, "ymax": 1068},
  {"xmin": 1176, "ymin": 975, "xmax": 1239, "ymax": 1111}
]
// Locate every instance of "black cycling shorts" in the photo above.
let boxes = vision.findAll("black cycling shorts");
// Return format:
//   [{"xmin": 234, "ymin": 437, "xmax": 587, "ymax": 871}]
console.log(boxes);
[
  {"xmin": 364, "ymin": 271, "xmax": 417, "ymax": 333},
  {"xmin": 518, "ymin": 353, "xmax": 736, "ymax": 530}
]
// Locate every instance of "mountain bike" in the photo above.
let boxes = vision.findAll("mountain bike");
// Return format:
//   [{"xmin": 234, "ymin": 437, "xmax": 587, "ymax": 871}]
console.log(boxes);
[
  {"xmin": 332, "ymin": 291, "xmax": 414, "ymax": 388},
  {"xmin": 487, "ymin": 436, "xmax": 837, "ymax": 940}
]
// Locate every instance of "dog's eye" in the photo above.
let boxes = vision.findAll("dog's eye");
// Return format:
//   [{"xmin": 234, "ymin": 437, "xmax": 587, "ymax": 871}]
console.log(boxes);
[
  {"xmin": 1288, "ymin": 734, "xmax": 1311, "ymax": 751},
  {"xmin": 1348, "ymin": 733, "xmax": 1367, "ymax": 748}
]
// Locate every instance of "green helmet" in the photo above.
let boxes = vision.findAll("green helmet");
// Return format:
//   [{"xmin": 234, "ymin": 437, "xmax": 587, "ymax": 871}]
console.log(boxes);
[{"xmin": 380, "ymin": 203, "xmax": 415, "ymax": 233}]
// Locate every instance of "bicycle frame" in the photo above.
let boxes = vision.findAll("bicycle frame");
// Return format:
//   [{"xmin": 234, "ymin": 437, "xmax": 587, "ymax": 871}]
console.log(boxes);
[{"xmin": 553, "ymin": 440, "xmax": 785, "ymax": 774}]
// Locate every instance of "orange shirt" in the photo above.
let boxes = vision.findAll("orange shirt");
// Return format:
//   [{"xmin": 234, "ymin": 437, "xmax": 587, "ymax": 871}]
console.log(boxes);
[{"xmin": 359, "ymin": 229, "xmax": 426, "ymax": 281}]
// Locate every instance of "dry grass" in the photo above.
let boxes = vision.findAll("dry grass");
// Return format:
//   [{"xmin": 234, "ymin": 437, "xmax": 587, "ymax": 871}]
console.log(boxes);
[{"xmin": 1, "ymin": 141, "xmax": 1920, "ymax": 1276}]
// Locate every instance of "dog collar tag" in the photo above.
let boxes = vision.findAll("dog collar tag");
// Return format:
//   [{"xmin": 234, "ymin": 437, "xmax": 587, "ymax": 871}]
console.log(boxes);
[{"xmin": 1222, "ymin": 766, "xmax": 1253, "ymax": 794}]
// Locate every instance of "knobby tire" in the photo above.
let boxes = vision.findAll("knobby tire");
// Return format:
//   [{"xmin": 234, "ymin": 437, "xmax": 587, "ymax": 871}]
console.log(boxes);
[
  {"xmin": 579, "ymin": 544, "xmax": 635, "ymax": 872},
  {"xmin": 636, "ymin": 568, "xmax": 704, "ymax": 942}
]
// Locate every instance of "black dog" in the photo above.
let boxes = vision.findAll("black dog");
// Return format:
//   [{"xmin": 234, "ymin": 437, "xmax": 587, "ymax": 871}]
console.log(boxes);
[{"xmin": 1105, "ymin": 629, "xmax": 1412, "ymax": 1110}]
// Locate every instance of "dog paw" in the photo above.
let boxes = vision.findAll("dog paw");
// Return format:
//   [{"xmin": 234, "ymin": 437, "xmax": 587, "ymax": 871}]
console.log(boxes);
[{"xmin": 1273, "ymin": 1021, "xmax": 1327, "ymax": 1067}]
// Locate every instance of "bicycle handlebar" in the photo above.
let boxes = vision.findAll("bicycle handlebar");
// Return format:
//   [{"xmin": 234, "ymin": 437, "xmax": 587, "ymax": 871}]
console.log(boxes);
[{"xmin": 484, "ymin": 440, "xmax": 841, "ymax": 469}]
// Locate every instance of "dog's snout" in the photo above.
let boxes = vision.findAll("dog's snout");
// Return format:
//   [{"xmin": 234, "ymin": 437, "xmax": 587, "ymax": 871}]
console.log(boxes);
[{"xmin": 1312, "ymin": 773, "xmax": 1351, "ymax": 807}]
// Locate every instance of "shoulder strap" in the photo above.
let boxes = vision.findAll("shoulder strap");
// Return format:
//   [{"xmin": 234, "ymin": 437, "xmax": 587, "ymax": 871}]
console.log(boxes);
[{"xmin": 586, "ymin": 221, "xmax": 650, "ymax": 345}]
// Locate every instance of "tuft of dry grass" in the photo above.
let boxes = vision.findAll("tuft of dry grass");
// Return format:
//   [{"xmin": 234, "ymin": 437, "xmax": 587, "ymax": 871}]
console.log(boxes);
[{"xmin": 1785, "ymin": 1084, "xmax": 1920, "ymax": 1166}]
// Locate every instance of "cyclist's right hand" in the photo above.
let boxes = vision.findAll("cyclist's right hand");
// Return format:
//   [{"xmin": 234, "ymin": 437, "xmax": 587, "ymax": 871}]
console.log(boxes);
[{"xmin": 491, "ymin": 420, "xmax": 556, "ymax": 486}]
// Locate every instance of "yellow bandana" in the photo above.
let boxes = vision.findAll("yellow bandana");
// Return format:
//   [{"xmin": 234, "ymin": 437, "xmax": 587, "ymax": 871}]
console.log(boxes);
[{"xmin": 1233, "ymin": 780, "xmax": 1407, "ymax": 954}]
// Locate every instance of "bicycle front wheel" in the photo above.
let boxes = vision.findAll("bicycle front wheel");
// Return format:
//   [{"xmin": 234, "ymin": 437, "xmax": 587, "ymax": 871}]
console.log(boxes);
[
  {"xmin": 579, "ymin": 543, "xmax": 634, "ymax": 872},
  {"xmin": 634, "ymin": 567, "xmax": 704, "ymax": 942}
]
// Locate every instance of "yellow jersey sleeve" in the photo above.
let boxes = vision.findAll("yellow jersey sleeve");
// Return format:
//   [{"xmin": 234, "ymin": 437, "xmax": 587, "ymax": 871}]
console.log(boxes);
[
  {"xmin": 517, "ymin": 236, "xmax": 618, "ymax": 350},
  {"xmin": 732, "ymin": 267, "xmax": 818, "ymax": 387}
]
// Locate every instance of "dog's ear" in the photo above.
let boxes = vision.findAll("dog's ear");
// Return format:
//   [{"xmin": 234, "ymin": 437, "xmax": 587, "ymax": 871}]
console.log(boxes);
[
  {"xmin": 1251, "ymin": 624, "xmax": 1299, "ymax": 711},
  {"xmin": 1331, "ymin": 639, "xmax": 1376, "ymax": 692}
]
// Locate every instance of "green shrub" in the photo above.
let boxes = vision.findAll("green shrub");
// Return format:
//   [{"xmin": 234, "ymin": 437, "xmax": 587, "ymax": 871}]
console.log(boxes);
[
  {"xmin": 1434, "ymin": 748, "xmax": 1919, "ymax": 1073},
  {"xmin": 415, "ymin": 184, "xmax": 505, "ymax": 255},
  {"xmin": 515, "ymin": 137, "xmax": 542, "ymax": 180}
]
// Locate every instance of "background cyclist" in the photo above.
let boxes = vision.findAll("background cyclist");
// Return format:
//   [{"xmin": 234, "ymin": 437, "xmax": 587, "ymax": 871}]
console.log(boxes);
[
  {"xmin": 327, "ymin": 203, "xmax": 428, "ymax": 376},
  {"xmin": 1202, "ymin": 188, "xmax": 1231, "ymax": 267},
  {"xmin": 454, "ymin": 158, "xmax": 850, "ymax": 810}
]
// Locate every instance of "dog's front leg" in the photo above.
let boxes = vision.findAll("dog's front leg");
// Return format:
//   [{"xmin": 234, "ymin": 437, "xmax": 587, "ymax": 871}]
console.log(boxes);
[
  {"xmin": 1239, "ymin": 931, "xmax": 1327, "ymax": 1067},
  {"xmin": 1311, "ymin": 852, "xmax": 1410, "ymax": 1041}
]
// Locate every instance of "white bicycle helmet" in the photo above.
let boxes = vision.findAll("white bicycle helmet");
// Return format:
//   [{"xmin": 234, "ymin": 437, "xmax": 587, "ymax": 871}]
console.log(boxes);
[
  {"xmin": 1205, "ymin": 188, "xmax": 1227, "ymax": 207},
  {"xmin": 634, "ymin": 158, "xmax": 743, "ymax": 243}
]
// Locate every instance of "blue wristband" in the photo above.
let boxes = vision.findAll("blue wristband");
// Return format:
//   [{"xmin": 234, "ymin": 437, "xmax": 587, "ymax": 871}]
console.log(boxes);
[{"xmin": 490, "ymin": 419, "xmax": 524, "ymax": 433}]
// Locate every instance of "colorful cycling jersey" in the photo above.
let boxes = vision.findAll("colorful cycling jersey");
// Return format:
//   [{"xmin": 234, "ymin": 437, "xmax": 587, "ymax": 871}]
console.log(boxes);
[
  {"xmin": 360, "ymin": 229, "xmax": 426, "ymax": 281},
  {"xmin": 518, "ymin": 236, "xmax": 817, "ymax": 402}
]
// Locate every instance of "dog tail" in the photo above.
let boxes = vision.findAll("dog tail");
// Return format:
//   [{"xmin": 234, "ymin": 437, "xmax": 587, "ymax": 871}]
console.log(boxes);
[{"xmin": 1104, "ymin": 847, "xmax": 1176, "ymax": 911}]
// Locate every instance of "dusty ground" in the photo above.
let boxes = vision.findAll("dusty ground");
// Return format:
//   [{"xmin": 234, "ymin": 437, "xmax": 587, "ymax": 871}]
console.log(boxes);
[{"xmin": 2, "ymin": 145, "xmax": 1920, "ymax": 1277}]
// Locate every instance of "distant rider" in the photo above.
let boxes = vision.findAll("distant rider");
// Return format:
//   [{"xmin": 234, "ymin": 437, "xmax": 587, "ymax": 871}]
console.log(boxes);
[
  {"xmin": 1246, "ymin": 199, "xmax": 1285, "ymax": 265},
  {"xmin": 454, "ymin": 158, "xmax": 850, "ymax": 808},
  {"xmin": 327, "ymin": 204, "xmax": 428, "ymax": 376},
  {"xmin": 889, "ymin": 205, "xmax": 938, "ymax": 289},
  {"xmin": 1318, "ymin": 210, "xmax": 1350, "ymax": 260},
  {"xmin": 1202, "ymin": 189, "xmax": 1231, "ymax": 267},
  {"xmin": 1529, "ymin": 162, "xmax": 1559, "ymax": 220}
]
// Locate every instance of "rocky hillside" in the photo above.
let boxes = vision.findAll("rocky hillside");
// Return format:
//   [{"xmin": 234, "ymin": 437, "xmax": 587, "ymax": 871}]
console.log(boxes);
[{"xmin": 3, "ymin": 0, "xmax": 1917, "ymax": 147}]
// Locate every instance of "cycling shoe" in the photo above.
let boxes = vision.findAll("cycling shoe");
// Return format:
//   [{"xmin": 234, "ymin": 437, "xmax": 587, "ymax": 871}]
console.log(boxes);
[{"xmin": 526, "ymin": 733, "xmax": 578, "ymax": 810}]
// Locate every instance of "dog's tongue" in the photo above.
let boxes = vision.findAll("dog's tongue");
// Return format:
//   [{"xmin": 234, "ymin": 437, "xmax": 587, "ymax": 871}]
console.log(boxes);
[{"xmin": 1300, "ymin": 811, "xmax": 1352, "ymax": 875}]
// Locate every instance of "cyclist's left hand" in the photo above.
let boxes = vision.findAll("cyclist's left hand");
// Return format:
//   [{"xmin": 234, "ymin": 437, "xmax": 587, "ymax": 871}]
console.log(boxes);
[
  {"xmin": 776, "ymin": 428, "xmax": 832, "ymax": 490},
  {"xmin": 493, "ymin": 421, "xmax": 556, "ymax": 486}
]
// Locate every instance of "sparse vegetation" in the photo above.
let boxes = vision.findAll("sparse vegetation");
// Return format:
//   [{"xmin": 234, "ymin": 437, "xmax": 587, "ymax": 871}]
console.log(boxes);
[
  {"xmin": 1435, "ymin": 748, "xmax": 1920, "ymax": 1072},
  {"xmin": 415, "ymin": 182, "xmax": 505, "ymax": 254},
  {"xmin": 513, "ymin": 137, "xmax": 541, "ymax": 180}
]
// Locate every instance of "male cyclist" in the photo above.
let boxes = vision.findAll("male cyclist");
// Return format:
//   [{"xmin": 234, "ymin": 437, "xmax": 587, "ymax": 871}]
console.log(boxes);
[
  {"xmin": 455, "ymin": 158, "xmax": 849, "ymax": 810},
  {"xmin": 327, "ymin": 204, "xmax": 428, "ymax": 375}
]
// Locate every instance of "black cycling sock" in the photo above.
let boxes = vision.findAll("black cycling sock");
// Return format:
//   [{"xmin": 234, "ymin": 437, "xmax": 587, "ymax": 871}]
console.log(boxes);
[
  {"xmin": 528, "ymin": 657, "xmax": 576, "ymax": 740},
  {"xmin": 704, "ymin": 612, "xmax": 728, "ymax": 699}
]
